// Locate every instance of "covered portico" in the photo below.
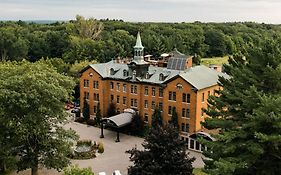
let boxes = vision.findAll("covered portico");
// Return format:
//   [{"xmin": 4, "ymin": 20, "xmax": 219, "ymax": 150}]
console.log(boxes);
[{"xmin": 100, "ymin": 109, "xmax": 135, "ymax": 142}]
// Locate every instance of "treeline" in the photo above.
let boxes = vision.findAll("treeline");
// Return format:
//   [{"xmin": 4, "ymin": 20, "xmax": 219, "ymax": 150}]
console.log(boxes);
[{"xmin": 1, "ymin": 15, "xmax": 281, "ymax": 63}]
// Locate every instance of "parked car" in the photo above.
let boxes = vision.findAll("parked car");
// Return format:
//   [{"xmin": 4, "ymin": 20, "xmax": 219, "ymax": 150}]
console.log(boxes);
[
  {"xmin": 112, "ymin": 170, "xmax": 121, "ymax": 175},
  {"xmin": 71, "ymin": 107, "xmax": 80, "ymax": 113}
]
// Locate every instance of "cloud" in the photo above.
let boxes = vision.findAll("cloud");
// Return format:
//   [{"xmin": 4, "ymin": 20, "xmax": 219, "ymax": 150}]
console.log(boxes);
[{"xmin": 0, "ymin": 0, "xmax": 280, "ymax": 23}]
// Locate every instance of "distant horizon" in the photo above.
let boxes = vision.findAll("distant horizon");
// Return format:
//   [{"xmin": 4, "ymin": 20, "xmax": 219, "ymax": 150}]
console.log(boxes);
[
  {"xmin": 1, "ymin": 0, "xmax": 281, "ymax": 24},
  {"xmin": 1, "ymin": 19, "xmax": 280, "ymax": 25}
]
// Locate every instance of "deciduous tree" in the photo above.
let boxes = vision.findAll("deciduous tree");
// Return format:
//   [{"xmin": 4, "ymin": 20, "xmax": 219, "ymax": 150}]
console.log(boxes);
[{"xmin": 0, "ymin": 61, "xmax": 77, "ymax": 175}]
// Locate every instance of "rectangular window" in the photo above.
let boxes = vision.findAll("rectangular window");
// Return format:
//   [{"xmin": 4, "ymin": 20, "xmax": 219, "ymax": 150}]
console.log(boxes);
[
  {"xmin": 144, "ymin": 100, "xmax": 148, "ymax": 109},
  {"xmin": 94, "ymin": 93, "xmax": 99, "ymax": 101},
  {"xmin": 173, "ymin": 92, "xmax": 176, "ymax": 101},
  {"xmin": 185, "ymin": 124, "xmax": 189, "ymax": 132},
  {"xmin": 131, "ymin": 99, "xmax": 134, "ymax": 107},
  {"xmin": 152, "ymin": 87, "xmax": 156, "ymax": 96},
  {"xmin": 201, "ymin": 108, "xmax": 204, "ymax": 117},
  {"xmin": 168, "ymin": 106, "xmax": 172, "ymax": 115},
  {"xmin": 144, "ymin": 113, "xmax": 148, "ymax": 122},
  {"xmin": 84, "ymin": 79, "xmax": 89, "ymax": 87},
  {"xmin": 94, "ymin": 105, "xmax": 97, "ymax": 114},
  {"xmin": 134, "ymin": 99, "xmax": 138, "ymax": 107},
  {"xmin": 111, "ymin": 95, "xmax": 114, "ymax": 102},
  {"xmin": 169, "ymin": 91, "xmax": 176, "ymax": 101},
  {"xmin": 93, "ymin": 81, "xmax": 99, "ymax": 89},
  {"xmin": 182, "ymin": 93, "xmax": 190, "ymax": 103},
  {"xmin": 117, "ymin": 95, "xmax": 120, "ymax": 104},
  {"xmin": 181, "ymin": 123, "xmax": 185, "ymax": 132},
  {"xmin": 202, "ymin": 93, "xmax": 205, "ymax": 102},
  {"xmin": 182, "ymin": 108, "xmax": 185, "ymax": 118},
  {"xmin": 134, "ymin": 85, "xmax": 137, "ymax": 94},
  {"xmin": 123, "ymin": 97, "xmax": 127, "ymax": 105},
  {"xmin": 144, "ymin": 86, "xmax": 148, "ymax": 95},
  {"xmin": 159, "ymin": 87, "xmax": 163, "ymax": 97},
  {"xmin": 117, "ymin": 83, "xmax": 120, "ymax": 91},
  {"xmin": 84, "ymin": 92, "xmax": 89, "ymax": 100},
  {"xmin": 208, "ymin": 91, "xmax": 210, "ymax": 97},
  {"xmin": 159, "ymin": 102, "xmax": 163, "ymax": 111},
  {"xmin": 152, "ymin": 101, "xmax": 155, "ymax": 109},
  {"xmin": 123, "ymin": 84, "xmax": 127, "ymax": 92},
  {"xmin": 169, "ymin": 92, "xmax": 172, "ymax": 100},
  {"xmin": 131, "ymin": 85, "xmax": 134, "ymax": 93},
  {"xmin": 182, "ymin": 108, "xmax": 190, "ymax": 118},
  {"xmin": 110, "ymin": 82, "xmax": 114, "ymax": 89}
]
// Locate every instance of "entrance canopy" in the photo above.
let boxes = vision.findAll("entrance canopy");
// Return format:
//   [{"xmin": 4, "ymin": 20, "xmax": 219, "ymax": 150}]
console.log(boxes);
[
  {"xmin": 100, "ymin": 109, "xmax": 136, "ymax": 142},
  {"xmin": 102, "ymin": 108, "xmax": 135, "ymax": 128},
  {"xmin": 189, "ymin": 131, "xmax": 215, "ymax": 141},
  {"xmin": 106, "ymin": 112, "xmax": 133, "ymax": 127}
]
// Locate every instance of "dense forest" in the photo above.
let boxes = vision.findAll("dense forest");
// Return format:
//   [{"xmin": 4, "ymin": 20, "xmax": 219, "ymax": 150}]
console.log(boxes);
[{"xmin": 1, "ymin": 15, "xmax": 281, "ymax": 64}]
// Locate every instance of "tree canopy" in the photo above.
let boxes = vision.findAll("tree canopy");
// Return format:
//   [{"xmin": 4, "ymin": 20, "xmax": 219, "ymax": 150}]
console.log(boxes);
[
  {"xmin": 127, "ymin": 124, "xmax": 194, "ymax": 175},
  {"xmin": 0, "ymin": 60, "xmax": 77, "ymax": 175},
  {"xmin": 201, "ymin": 38, "xmax": 281, "ymax": 175},
  {"xmin": 1, "ymin": 19, "xmax": 281, "ymax": 63}
]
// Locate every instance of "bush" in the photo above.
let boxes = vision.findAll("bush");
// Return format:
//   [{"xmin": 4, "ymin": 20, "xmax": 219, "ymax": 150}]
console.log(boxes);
[
  {"xmin": 77, "ymin": 140, "xmax": 92, "ymax": 147},
  {"xmin": 64, "ymin": 165, "xmax": 94, "ymax": 175},
  {"xmin": 86, "ymin": 119, "xmax": 97, "ymax": 126},
  {"xmin": 97, "ymin": 142, "xmax": 104, "ymax": 153},
  {"xmin": 74, "ymin": 117, "xmax": 85, "ymax": 123}
]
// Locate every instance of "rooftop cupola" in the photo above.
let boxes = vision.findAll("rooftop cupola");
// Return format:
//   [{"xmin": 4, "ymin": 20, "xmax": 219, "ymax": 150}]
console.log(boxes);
[{"xmin": 133, "ymin": 32, "xmax": 144, "ymax": 62}]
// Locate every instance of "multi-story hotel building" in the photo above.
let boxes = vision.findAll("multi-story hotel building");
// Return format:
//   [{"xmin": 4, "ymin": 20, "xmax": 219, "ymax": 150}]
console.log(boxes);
[{"xmin": 79, "ymin": 32, "xmax": 228, "ymax": 138}]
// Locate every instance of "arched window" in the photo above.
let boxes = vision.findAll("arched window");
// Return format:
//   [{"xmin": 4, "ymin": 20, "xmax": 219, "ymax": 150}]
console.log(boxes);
[
  {"xmin": 110, "ymin": 68, "xmax": 115, "ymax": 75},
  {"xmin": 123, "ymin": 70, "xmax": 128, "ymax": 77},
  {"xmin": 145, "ymin": 72, "xmax": 150, "ymax": 79},
  {"xmin": 176, "ymin": 83, "xmax": 183, "ymax": 90},
  {"xmin": 159, "ymin": 73, "xmax": 164, "ymax": 81}
]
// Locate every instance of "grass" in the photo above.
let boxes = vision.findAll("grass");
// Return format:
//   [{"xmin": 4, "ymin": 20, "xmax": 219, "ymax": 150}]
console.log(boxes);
[
  {"xmin": 193, "ymin": 168, "xmax": 208, "ymax": 175},
  {"xmin": 201, "ymin": 56, "xmax": 229, "ymax": 66}
]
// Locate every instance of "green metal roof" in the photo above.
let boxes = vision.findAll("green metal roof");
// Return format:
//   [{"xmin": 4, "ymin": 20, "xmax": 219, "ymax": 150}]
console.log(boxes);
[{"xmin": 85, "ymin": 61, "xmax": 229, "ymax": 90}]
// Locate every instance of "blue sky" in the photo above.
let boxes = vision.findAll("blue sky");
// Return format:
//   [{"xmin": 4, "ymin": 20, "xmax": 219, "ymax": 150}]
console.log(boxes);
[{"xmin": 1, "ymin": 0, "xmax": 281, "ymax": 23}]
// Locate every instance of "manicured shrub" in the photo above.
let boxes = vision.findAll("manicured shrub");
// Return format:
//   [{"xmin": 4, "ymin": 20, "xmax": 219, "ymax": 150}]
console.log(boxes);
[
  {"xmin": 76, "ymin": 140, "xmax": 92, "ymax": 147},
  {"xmin": 97, "ymin": 142, "xmax": 104, "ymax": 153},
  {"xmin": 86, "ymin": 119, "xmax": 97, "ymax": 126},
  {"xmin": 74, "ymin": 117, "xmax": 85, "ymax": 123},
  {"xmin": 64, "ymin": 165, "xmax": 94, "ymax": 175}
]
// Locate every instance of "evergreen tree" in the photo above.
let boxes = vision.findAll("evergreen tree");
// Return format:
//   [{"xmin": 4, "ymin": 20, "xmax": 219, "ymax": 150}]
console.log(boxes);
[
  {"xmin": 151, "ymin": 106, "xmax": 162, "ymax": 128},
  {"xmin": 170, "ymin": 107, "xmax": 179, "ymax": 129},
  {"xmin": 201, "ymin": 39, "xmax": 281, "ymax": 175},
  {"xmin": 127, "ymin": 124, "xmax": 194, "ymax": 175},
  {"xmin": 130, "ymin": 113, "xmax": 145, "ymax": 136},
  {"xmin": 83, "ymin": 98, "xmax": 90, "ymax": 121},
  {"xmin": 95, "ymin": 102, "xmax": 102, "ymax": 125},
  {"xmin": 107, "ymin": 102, "xmax": 116, "ymax": 117}
]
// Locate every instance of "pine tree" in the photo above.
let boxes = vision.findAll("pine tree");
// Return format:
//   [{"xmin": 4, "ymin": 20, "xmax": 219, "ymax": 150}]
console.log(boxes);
[
  {"xmin": 201, "ymin": 39, "xmax": 281, "ymax": 175},
  {"xmin": 95, "ymin": 102, "xmax": 102, "ymax": 125},
  {"xmin": 170, "ymin": 107, "xmax": 179, "ymax": 128},
  {"xmin": 127, "ymin": 124, "xmax": 195, "ymax": 175},
  {"xmin": 83, "ymin": 98, "xmax": 90, "ymax": 121},
  {"xmin": 151, "ymin": 106, "xmax": 162, "ymax": 128},
  {"xmin": 107, "ymin": 102, "xmax": 116, "ymax": 117}
]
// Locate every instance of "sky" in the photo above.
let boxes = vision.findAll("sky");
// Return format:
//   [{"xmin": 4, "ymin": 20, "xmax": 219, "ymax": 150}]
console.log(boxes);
[{"xmin": 0, "ymin": 0, "xmax": 281, "ymax": 23}]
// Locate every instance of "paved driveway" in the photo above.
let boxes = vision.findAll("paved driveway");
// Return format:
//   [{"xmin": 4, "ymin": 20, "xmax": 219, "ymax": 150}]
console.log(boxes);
[
  {"xmin": 13, "ymin": 121, "xmax": 205, "ymax": 175},
  {"xmin": 65, "ymin": 122, "xmax": 205, "ymax": 175}
]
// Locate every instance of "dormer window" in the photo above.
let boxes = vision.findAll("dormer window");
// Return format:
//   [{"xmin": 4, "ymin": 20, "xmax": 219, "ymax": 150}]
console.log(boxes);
[
  {"xmin": 159, "ymin": 73, "xmax": 164, "ymax": 81},
  {"xmin": 176, "ymin": 83, "xmax": 183, "ymax": 90},
  {"xmin": 110, "ymin": 68, "xmax": 115, "ymax": 75},
  {"xmin": 145, "ymin": 72, "xmax": 150, "ymax": 79},
  {"xmin": 123, "ymin": 70, "xmax": 128, "ymax": 77},
  {"xmin": 132, "ymin": 70, "xmax": 137, "ymax": 80}
]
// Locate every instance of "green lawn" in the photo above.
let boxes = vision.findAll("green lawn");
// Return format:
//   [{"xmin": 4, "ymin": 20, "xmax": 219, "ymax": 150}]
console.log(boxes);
[
  {"xmin": 201, "ymin": 56, "xmax": 229, "ymax": 66},
  {"xmin": 193, "ymin": 168, "xmax": 208, "ymax": 175}
]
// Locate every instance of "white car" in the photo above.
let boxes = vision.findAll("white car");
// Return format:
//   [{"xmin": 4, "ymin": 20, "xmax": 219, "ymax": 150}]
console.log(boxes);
[
  {"xmin": 112, "ymin": 170, "xmax": 122, "ymax": 175},
  {"xmin": 99, "ymin": 172, "xmax": 106, "ymax": 175}
]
